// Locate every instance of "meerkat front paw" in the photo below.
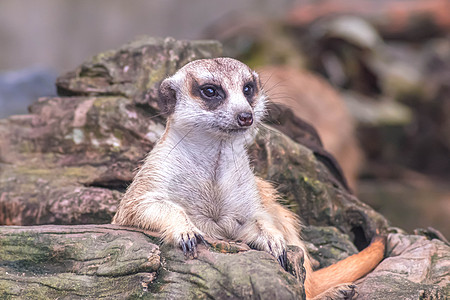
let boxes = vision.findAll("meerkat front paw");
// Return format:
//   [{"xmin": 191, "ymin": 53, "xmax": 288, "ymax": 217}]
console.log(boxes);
[
  {"xmin": 163, "ymin": 222, "xmax": 205, "ymax": 259},
  {"xmin": 312, "ymin": 284, "xmax": 357, "ymax": 300},
  {"xmin": 249, "ymin": 230, "xmax": 288, "ymax": 270},
  {"xmin": 265, "ymin": 236, "xmax": 288, "ymax": 270}
]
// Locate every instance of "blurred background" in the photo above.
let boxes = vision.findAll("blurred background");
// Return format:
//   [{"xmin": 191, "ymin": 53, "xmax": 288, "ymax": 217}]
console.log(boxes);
[{"xmin": 1, "ymin": 0, "xmax": 449, "ymax": 238}]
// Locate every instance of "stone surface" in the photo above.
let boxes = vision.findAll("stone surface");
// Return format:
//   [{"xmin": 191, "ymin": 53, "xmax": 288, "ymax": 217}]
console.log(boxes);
[
  {"xmin": 1, "ymin": 224, "xmax": 448, "ymax": 299},
  {"xmin": 0, "ymin": 224, "xmax": 305, "ymax": 300},
  {"xmin": 356, "ymin": 233, "xmax": 450, "ymax": 299},
  {"xmin": 0, "ymin": 225, "xmax": 161, "ymax": 299},
  {"xmin": 0, "ymin": 37, "xmax": 221, "ymax": 227},
  {"xmin": 0, "ymin": 36, "xmax": 388, "ymax": 250}
]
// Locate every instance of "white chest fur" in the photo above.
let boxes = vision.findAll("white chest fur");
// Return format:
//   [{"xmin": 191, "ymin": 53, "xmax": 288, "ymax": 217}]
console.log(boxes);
[{"xmin": 156, "ymin": 127, "xmax": 261, "ymax": 240}]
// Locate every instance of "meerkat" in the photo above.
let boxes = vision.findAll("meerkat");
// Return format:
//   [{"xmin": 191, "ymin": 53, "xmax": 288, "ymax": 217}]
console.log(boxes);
[{"xmin": 112, "ymin": 57, "xmax": 386, "ymax": 299}]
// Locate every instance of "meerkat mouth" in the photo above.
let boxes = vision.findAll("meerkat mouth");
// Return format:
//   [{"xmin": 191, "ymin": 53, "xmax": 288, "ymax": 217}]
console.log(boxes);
[{"xmin": 218, "ymin": 127, "xmax": 250, "ymax": 134}]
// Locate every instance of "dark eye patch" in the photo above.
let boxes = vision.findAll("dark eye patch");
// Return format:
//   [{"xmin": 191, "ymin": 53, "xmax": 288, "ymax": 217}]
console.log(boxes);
[
  {"xmin": 190, "ymin": 80, "xmax": 227, "ymax": 111},
  {"xmin": 243, "ymin": 81, "xmax": 257, "ymax": 104},
  {"xmin": 243, "ymin": 83, "xmax": 254, "ymax": 96}
]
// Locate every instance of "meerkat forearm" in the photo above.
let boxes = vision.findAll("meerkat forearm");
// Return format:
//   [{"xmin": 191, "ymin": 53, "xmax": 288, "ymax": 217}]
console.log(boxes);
[{"xmin": 113, "ymin": 192, "xmax": 204, "ymax": 257}]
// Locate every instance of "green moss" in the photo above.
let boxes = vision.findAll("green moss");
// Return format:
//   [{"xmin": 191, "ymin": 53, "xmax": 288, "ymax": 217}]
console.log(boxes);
[
  {"xmin": 299, "ymin": 175, "xmax": 325, "ymax": 196},
  {"xmin": 15, "ymin": 167, "xmax": 52, "ymax": 176},
  {"xmin": 17, "ymin": 140, "xmax": 36, "ymax": 153},
  {"xmin": 0, "ymin": 233, "xmax": 51, "ymax": 263},
  {"xmin": 147, "ymin": 68, "xmax": 167, "ymax": 89},
  {"xmin": 113, "ymin": 128, "xmax": 124, "ymax": 141}
]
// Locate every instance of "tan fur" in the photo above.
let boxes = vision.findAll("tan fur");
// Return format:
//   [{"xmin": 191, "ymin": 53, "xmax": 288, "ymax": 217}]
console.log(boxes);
[{"xmin": 112, "ymin": 57, "xmax": 385, "ymax": 299}]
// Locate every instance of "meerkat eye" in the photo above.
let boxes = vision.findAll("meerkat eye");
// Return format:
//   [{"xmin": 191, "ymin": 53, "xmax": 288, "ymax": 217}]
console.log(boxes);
[
  {"xmin": 199, "ymin": 85, "xmax": 224, "ymax": 100},
  {"xmin": 203, "ymin": 87, "xmax": 217, "ymax": 97},
  {"xmin": 243, "ymin": 83, "xmax": 254, "ymax": 96}
]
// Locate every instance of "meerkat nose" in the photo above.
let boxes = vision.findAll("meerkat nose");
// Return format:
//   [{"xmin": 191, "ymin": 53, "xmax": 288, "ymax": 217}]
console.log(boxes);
[{"xmin": 237, "ymin": 112, "xmax": 253, "ymax": 127}]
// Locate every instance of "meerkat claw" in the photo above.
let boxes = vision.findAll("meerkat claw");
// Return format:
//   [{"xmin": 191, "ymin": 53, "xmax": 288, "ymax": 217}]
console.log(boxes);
[
  {"xmin": 277, "ymin": 249, "xmax": 288, "ymax": 270},
  {"xmin": 180, "ymin": 233, "xmax": 203, "ymax": 259},
  {"xmin": 180, "ymin": 239, "xmax": 188, "ymax": 256},
  {"xmin": 195, "ymin": 233, "xmax": 208, "ymax": 246},
  {"xmin": 341, "ymin": 284, "xmax": 357, "ymax": 300}
]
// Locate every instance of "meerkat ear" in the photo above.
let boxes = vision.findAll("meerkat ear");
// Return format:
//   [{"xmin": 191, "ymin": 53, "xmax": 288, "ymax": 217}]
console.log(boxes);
[
  {"xmin": 158, "ymin": 78, "xmax": 177, "ymax": 115},
  {"xmin": 252, "ymin": 70, "xmax": 261, "ymax": 86}
]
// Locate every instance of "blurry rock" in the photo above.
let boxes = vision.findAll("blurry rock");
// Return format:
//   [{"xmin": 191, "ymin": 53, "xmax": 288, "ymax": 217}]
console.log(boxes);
[
  {"xmin": 301, "ymin": 15, "xmax": 436, "ymax": 104},
  {"xmin": 368, "ymin": 42, "xmax": 427, "ymax": 102},
  {"xmin": 258, "ymin": 66, "xmax": 362, "ymax": 190},
  {"xmin": 287, "ymin": 0, "xmax": 450, "ymax": 40},
  {"xmin": 203, "ymin": 15, "xmax": 307, "ymax": 69},
  {"xmin": 358, "ymin": 171, "xmax": 450, "ymax": 239},
  {"xmin": 56, "ymin": 36, "xmax": 222, "ymax": 108},
  {"xmin": 302, "ymin": 16, "xmax": 383, "ymax": 95},
  {"xmin": 309, "ymin": 15, "xmax": 382, "ymax": 50},
  {"xmin": 369, "ymin": 37, "xmax": 450, "ymax": 178},
  {"xmin": 342, "ymin": 91, "xmax": 412, "ymax": 126},
  {"xmin": 412, "ymin": 37, "xmax": 450, "ymax": 175},
  {"xmin": 298, "ymin": 15, "xmax": 450, "ymax": 185},
  {"xmin": 0, "ymin": 67, "xmax": 57, "ymax": 118}
]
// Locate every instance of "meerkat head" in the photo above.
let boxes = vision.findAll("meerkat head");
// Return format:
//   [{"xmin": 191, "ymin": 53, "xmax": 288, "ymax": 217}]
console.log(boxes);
[{"xmin": 158, "ymin": 57, "xmax": 266, "ymax": 139}]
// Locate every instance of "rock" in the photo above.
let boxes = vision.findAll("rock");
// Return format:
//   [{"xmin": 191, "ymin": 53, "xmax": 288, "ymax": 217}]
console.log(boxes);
[
  {"xmin": 342, "ymin": 91, "xmax": 412, "ymax": 126},
  {"xmin": 301, "ymin": 226, "xmax": 358, "ymax": 269},
  {"xmin": 0, "ymin": 37, "xmax": 389, "ymax": 248},
  {"xmin": 309, "ymin": 15, "xmax": 382, "ymax": 50},
  {"xmin": 286, "ymin": 0, "xmax": 450, "ymax": 40},
  {"xmin": 0, "ymin": 225, "xmax": 161, "ymax": 299},
  {"xmin": 0, "ymin": 224, "xmax": 305, "ymax": 300},
  {"xmin": 248, "ymin": 125, "xmax": 388, "ymax": 249},
  {"xmin": 356, "ymin": 233, "xmax": 450, "ymax": 299},
  {"xmin": 0, "ymin": 96, "xmax": 157, "ymax": 225},
  {"xmin": 1, "ymin": 224, "xmax": 447, "ymax": 299},
  {"xmin": 56, "ymin": 36, "xmax": 222, "ymax": 107},
  {"xmin": 357, "ymin": 175, "xmax": 450, "ymax": 239}
]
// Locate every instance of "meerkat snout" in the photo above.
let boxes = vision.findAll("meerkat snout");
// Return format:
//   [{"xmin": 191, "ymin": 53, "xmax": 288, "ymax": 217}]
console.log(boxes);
[{"xmin": 237, "ymin": 112, "xmax": 253, "ymax": 127}]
